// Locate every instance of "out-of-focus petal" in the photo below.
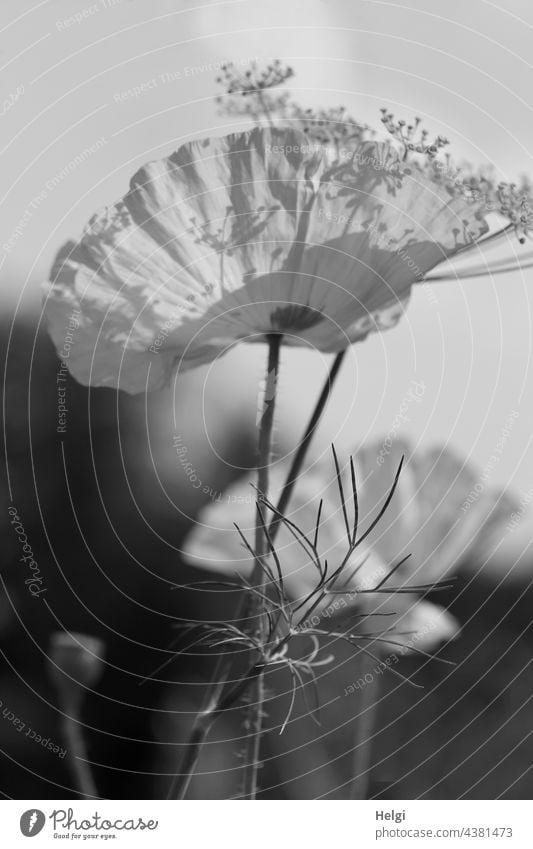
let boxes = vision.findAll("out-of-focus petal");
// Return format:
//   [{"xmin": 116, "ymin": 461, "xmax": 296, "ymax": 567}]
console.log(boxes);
[{"xmin": 354, "ymin": 439, "xmax": 518, "ymax": 585}]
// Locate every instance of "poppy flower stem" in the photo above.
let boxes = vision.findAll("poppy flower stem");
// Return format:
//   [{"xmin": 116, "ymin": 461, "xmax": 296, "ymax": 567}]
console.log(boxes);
[
  {"xmin": 240, "ymin": 332, "xmax": 282, "ymax": 799},
  {"xmin": 270, "ymin": 350, "xmax": 346, "ymax": 542},
  {"xmin": 255, "ymin": 333, "xmax": 282, "ymax": 511},
  {"xmin": 171, "ymin": 344, "xmax": 344, "ymax": 800},
  {"xmin": 169, "ymin": 337, "xmax": 282, "ymax": 801}
]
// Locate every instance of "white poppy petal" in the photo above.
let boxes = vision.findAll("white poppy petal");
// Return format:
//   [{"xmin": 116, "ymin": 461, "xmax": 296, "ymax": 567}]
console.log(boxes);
[{"xmin": 43, "ymin": 129, "xmax": 489, "ymax": 393}]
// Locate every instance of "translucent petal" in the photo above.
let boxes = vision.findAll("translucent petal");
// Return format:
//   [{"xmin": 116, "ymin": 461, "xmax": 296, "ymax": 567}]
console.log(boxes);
[{"xmin": 43, "ymin": 130, "xmax": 489, "ymax": 392}]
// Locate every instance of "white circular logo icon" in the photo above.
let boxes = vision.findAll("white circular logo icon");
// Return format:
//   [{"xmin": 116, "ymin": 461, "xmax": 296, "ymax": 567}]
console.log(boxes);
[{"xmin": 20, "ymin": 810, "xmax": 46, "ymax": 837}]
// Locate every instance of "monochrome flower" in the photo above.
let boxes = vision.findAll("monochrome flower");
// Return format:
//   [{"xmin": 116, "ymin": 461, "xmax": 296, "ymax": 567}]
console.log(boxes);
[{"xmin": 43, "ymin": 126, "xmax": 492, "ymax": 394}]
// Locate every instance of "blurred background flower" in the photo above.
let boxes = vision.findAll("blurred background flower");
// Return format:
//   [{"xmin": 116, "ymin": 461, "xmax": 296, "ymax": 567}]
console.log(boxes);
[
  {"xmin": 183, "ymin": 447, "xmax": 462, "ymax": 651},
  {"xmin": 178, "ymin": 439, "xmax": 518, "ymax": 798}
]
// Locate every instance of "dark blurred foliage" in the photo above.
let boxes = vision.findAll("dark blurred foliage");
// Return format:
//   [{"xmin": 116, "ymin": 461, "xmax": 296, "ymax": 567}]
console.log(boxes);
[
  {"xmin": 0, "ymin": 316, "xmax": 253, "ymax": 799},
  {"xmin": 1, "ymin": 317, "xmax": 533, "ymax": 799}
]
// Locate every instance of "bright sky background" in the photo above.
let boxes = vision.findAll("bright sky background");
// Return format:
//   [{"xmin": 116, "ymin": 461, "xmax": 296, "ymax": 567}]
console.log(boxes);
[{"xmin": 2, "ymin": 0, "xmax": 533, "ymax": 564}]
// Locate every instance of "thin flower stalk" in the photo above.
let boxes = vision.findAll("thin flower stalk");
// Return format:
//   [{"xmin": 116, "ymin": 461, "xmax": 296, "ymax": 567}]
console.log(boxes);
[
  {"xmin": 269, "ymin": 351, "xmax": 346, "ymax": 542},
  {"xmin": 59, "ymin": 701, "xmax": 99, "ymax": 798},
  {"xmin": 349, "ymin": 651, "xmax": 379, "ymax": 800},
  {"xmin": 241, "ymin": 332, "xmax": 282, "ymax": 799},
  {"xmin": 171, "ymin": 347, "xmax": 344, "ymax": 799},
  {"xmin": 170, "ymin": 335, "xmax": 282, "ymax": 800},
  {"xmin": 48, "ymin": 632, "xmax": 104, "ymax": 799}
]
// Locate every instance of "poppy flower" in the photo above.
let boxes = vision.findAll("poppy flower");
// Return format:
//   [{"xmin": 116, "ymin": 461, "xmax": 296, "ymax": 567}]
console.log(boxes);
[
  {"xmin": 43, "ymin": 126, "xmax": 494, "ymax": 394},
  {"xmin": 354, "ymin": 438, "xmax": 519, "ymax": 584}
]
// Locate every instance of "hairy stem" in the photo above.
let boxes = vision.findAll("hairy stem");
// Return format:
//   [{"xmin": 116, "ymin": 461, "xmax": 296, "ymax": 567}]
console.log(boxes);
[
  {"xmin": 170, "ymin": 662, "xmax": 264, "ymax": 800},
  {"xmin": 349, "ymin": 652, "xmax": 378, "ymax": 799},
  {"xmin": 240, "ymin": 333, "xmax": 281, "ymax": 799},
  {"xmin": 172, "ymin": 336, "xmax": 283, "ymax": 800},
  {"xmin": 170, "ymin": 344, "xmax": 344, "ymax": 799},
  {"xmin": 171, "ymin": 716, "xmax": 211, "ymax": 800}
]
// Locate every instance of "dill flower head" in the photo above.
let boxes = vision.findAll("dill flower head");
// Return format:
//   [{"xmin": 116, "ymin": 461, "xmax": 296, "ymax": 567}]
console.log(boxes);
[{"xmin": 43, "ymin": 123, "xmax": 509, "ymax": 394}]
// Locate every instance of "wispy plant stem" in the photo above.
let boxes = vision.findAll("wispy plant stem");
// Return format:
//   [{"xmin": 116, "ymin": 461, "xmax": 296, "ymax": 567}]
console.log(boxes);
[
  {"xmin": 169, "ymin": 338, "xmax": 283, "ymax": 801},
  {"xmin": 349, "ymin": 651, "xmax": 378, "ymax": 799},
  {"xmin": 170, "ymin": 662, "xmax": 264, "ymax": 800},
  {"xmin": 171, "ymin": 716, "xmax": 211, "ymax": 800},
  {"xmin": 256, "ymin": 90, "xmax": 274, "ymax": 127},
  {"xmin": 241, "ymin": 333, "xmax": 282, "ymax": 799},
  {"xmin": 255, "ymin": 333, "xmax": 282, "ymax": 515},
  {"xmin": 61, "ymin": 697, "xmax": 98, "ymax": 798},
  {"xmin": 270, "ymin": 350, "xmax": 346, "ymax": 542},
  {"xmin": 171, "ymin": 345, "xmax": 344, "ymax": 799}
]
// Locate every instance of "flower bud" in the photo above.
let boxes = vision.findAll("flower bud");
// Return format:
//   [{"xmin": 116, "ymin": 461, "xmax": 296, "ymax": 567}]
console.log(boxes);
[{"xmin": 48, "ymin": 631, "xmax": 105, "ymax": 701}]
